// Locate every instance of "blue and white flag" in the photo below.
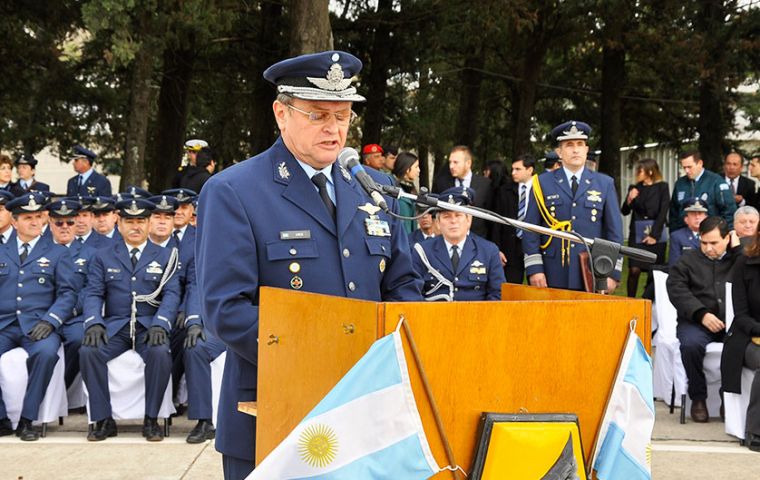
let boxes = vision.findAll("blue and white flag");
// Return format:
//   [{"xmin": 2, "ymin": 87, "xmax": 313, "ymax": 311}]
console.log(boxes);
[
  {"xmin": 247, "ymin": 330, "xmax": 441, "ymax": 479},
  {"xmin": 592, "ymin": 331, "xmax": 654, "ymax": 480}
]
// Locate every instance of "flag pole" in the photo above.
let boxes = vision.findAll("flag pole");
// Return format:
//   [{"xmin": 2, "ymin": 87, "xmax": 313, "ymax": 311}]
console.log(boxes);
[{"xmin": 400, "ymin": 316, "xmax": 463, "ymax": 479}]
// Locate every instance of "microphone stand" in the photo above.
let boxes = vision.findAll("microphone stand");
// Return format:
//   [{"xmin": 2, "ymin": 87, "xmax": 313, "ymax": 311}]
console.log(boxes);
[{"xmin": 380, "ymin": 185, "xmax": 657, "ymax": 294}]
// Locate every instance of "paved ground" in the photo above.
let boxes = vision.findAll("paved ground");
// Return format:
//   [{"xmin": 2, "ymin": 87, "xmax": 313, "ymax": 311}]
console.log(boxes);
[{"xmin": 2, "ymin": 401, "xmax": 759, "ymax": 479}]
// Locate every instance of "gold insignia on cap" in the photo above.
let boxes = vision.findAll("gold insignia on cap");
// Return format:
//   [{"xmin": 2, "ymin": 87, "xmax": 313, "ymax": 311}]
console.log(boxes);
[
  {"xmin": 289, "ymin": 262, "xmax": 301, "ymax": 274},
  {"xmin": 290, "ymin": 276, "xmax": 303, "ymax": 290},
  {"xmin": 307, "ymin": 63, "xmax": 353, "ymax": 92},
  {"xmin": 278, "ymin": 162, "xmax": 291, "ymax": 180},
  {"xmin": 379, "ymin": 258, "xmax": 386, "ymax": 273},
  {"xmin": 124, "ymin": 200, "xmax": 146, "ymax": 216}
]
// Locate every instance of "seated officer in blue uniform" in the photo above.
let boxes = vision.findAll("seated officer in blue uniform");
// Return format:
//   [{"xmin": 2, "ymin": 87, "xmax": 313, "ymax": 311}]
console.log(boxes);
[
  {"xmin": 195, "ymin": 50, "xmax": 422, "ymax": 480},
  {"xmin": 0, "ymin": 191, "xmax": 15, "ymax": 244},
  {"xmin": 0, "ymin": 192, "xmax": 76, "ymax": 440},
  {"xmin": 66, "ymin": 146, "xmax": 112, "ymax": 198},
  {"xmin": 669, "ymin": 198, "xmax": 708, "ymax": 266},
  {"xmin": 66, "ymin": 196, "xmax": 111, "ymax": 249},
  {"xmin": 79, "ymin": 198, "xmax": 181, "ymax": 442},
  {"xmin": 411, "ymin": 187, "xmax": 505, "ymax": 301},
  {"xmin": 91, "ymin": 196, "xmax": 122, "ymax": 242},
  {"xmin": 47, "ymin": 199, "xmax": 97, "ymax": 389},
  {"xmin": 408, "ymin": 205, "xmax": 437, "ymax": 246},
  {"xmin": 522, "ymin": 121, "xmax": 624, "ymax": 292}
]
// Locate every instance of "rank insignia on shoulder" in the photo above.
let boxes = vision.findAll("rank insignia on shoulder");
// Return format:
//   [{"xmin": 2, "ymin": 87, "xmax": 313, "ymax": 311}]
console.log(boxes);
[
  {"xmin": 146, "ymin": 261, "xmax": 163, "ymax": 274},
  {"xmin": 358, "ymin": 203, "xmax": 382, "ymax": 216},
  {"xmin": 340, "ymin": 165, "xmax": 351, "ymax": 182},
  {"xmin": 277, "ymin": 162, "xmax": 291, "ymax": 181},
  {"xmin": 587, "ymin": 190, "xmax": 602, "ymax": 202}
]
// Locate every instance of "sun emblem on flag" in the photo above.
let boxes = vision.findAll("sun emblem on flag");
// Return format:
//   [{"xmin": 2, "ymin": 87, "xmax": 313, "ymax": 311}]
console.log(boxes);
[
  {"xmin": 298, "ymin": 424, "xmax": 338, "ymax": 468},
  {"xmin": 645, "ymin": 442, "xmax": 652, "ymax": 466}
]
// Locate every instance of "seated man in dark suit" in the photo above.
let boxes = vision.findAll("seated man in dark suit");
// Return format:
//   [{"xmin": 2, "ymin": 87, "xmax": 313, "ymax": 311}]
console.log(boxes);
[
  {"xmin": 667, "ymin": 216, "xmax": 741, "ymax": 422},
  {"xmin": 432, "ymin": 145, "xmax": 491, "ymax": 237}
]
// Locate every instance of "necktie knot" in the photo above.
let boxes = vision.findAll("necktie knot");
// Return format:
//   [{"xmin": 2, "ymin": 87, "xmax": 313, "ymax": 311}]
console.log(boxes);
[
  {"xmin": 571, "ymin": 175, "xmax": 579, "ymax": 195},
  {"xmin": 76, "ymin": 236, "xmax": 84, "ymax": 244},
  {"xmin": 311, "ymin": 172, "xmax": 336, "ymax": 221},
  {"xmin": 451, "ymin": 244, "xmax": 460, "ymax": 272},
  {"xmin": 20, "ymin": 243, "xmax": 30, "ymax": 263},
  {"xmin": 130, "ymin": 247, "xmax": 139, "ymax": 267}
]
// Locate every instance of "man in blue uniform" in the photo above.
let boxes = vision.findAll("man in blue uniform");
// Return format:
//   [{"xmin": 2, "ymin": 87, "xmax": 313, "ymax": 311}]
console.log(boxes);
[
  {"xmin": 67, "ymin": 196, "xmax": 111, "ymax": 249},
  {"xmin": 66, "ymin": 146, "xmax": 112, "ymax": 198},
  {"xmin": 669, "ymin": 198, "xmax": 708, "ymax": 266},
  {"xmin": 0, "ymin": 192, "xmax": 76, "ymax": 440},
  {"xmin": 0, "ymin": 191, "xmax": 15, "ymax": 244},
  {"xmin": 669, "ymin": 150, "xmax": 736, "ymax": 231},
  {"xmin": 412, "ymin": 187, "xmax": 505, "ymax": 301},
  {"xmin": 522, "ymin": 121, "xmax": 624, "ymax": 292},
  {"xmin": 195, "ymin": 50, "xmax": 422, "ymax": 479},
  {"xmin": 91, "ymin": 196, "xmax": 122, "ymax": 242},
  {"xmin": 79, "ymin": 198, "xmax": 181, "ymax": 442},
  {"xmin": 47, "ymin": 199, "xmax": 96, "ymax": 388}
]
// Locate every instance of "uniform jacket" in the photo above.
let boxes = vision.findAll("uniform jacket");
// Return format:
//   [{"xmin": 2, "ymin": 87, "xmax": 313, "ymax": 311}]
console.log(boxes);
[
  {"xmin": 666, "ymin": 247, "xmax": 740, "ymax": 326},
  {"xmin": 83, "ymin": 240, "xmax": 181, "ymax": 338},
  {"xmin": 522, "ymin": 168, "xmax": 624, "ymax": 290},
  {"xmin": 0, "ymin": 236, "xmax": 77, "ymax": 334},
  {"xmin": 668, "ymin": 227, "xmax": 701, "ymax": 266},
  {"xmin": 412, "ymin": 234, "xmax": 505, "ymax": 301},
  {"xmin": 408, "ymin": 229, "xmax": 435, "ymax": 247},
  {"xmin": 68, "ymin": 240, "xmax": 97, "ymax": 319},
  {"xmin": 83, "ymin": 231, "xmax": 111, "ymax": 250},
  {"xmin": 66, "ymin": 170, "xmax": 112, "ymax": 198},
  {"xmin": 10, "ymin": 179, "xmax": 50, "ymax": 197},
  {"xmin": 432, "ymin": 171, "xmax": 492, "ymax": 237},
  {"xmin": 722, "ymin": 255, "xmax": 760, "ymax": 393},
  {"xmin": 669, "ymin": 170, "xmax": 736, "ymax": 231},
  {"xmin": 195, "ymin": 137, "xmax": 422, "ymax": 461},
  {"xmin": 169, "ymin": 226, "xmax": 201, "ymax": 327}
]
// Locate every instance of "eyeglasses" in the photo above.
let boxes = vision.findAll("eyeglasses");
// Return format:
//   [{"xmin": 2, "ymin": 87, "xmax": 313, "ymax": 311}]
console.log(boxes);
[
  {"xmin": 53, "ymin": 220, "xmax": 75, "ymax": 227},
  {"xmin": 286, "ymin": 104, "xmax": 357, "ymax": 126}
]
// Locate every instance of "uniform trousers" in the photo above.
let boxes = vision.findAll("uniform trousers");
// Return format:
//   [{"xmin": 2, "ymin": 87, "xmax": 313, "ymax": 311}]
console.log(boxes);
[
  {"xmin": 744, "ymin": 342, "xmax": 760, "ymax": 436},
  {"xmin": 79, "ymin": 324, "xmax": 171, "ymax": 422},
  {"xmin": 183, "ymin": 334, "xmax": 226, "ymax": 420},
  {"xmin": 223, "ymin": 454, "xmax": 254, "ymax": 480},
  {"xmin": 0, "ymin": 322, "xmax": 61, "ymax": 420},
  {"xmin": 59, "ymin": 319, "xmax": 84, "ymax": 388},
  {"xmin": 677, "ymin": 321, "xmax": 725, "ymax": 400}
]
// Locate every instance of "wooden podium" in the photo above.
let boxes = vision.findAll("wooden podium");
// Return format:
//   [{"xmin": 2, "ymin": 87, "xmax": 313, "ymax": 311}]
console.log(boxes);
[{"xmin": 254, "ymin": 285, "xmax": 651, "ymax": 477}]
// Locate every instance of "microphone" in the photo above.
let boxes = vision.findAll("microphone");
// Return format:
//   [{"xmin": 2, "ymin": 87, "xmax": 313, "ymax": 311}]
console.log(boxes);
[{"xmin": 337, "ymin": 147, "xmax": 389, "ymax": 212}]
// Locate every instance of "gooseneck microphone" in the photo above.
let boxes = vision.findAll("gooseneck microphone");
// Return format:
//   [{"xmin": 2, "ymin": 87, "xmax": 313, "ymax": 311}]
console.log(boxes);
[{"xmin": 337, "ymin": 147, "xmax": 389, "ymax": 212}]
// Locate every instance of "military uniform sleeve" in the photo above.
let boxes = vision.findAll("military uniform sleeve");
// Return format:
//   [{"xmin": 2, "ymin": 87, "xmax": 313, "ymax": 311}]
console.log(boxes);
[
  {"xmin": 196, "ymin": 179, "xmax": 260, "ymax": 365},
  {"xmin": 152, "ymin": 253, "xmax": 181, "ymax": 332},
  {"xmin": 44, "ymin": 249, "xmax": 77, "ymax": 327},
  {"xmin": 183, "ymin": 256, "xmax": 203, "ymax": 328},
  {"xmin": 602, "ymin": 177, "xmax": 624, "ymax": 281},
  {"xmin": 522, "ymin": 185, "xmax": 544, "ymax": 276},
  {"xmin": 668, "ymin": 233, "xmax": 684, "ymax": 266},
  {"xmin": 486, "ymin": 243, "xmax": 506, "ymax": 300},
  {"xmin": 83, "ymin": 252, "xmax": 107, "ymax": 329},
  {"xmin": 666, "ymin": 254, "xmax": 706, "ymax": 323}
]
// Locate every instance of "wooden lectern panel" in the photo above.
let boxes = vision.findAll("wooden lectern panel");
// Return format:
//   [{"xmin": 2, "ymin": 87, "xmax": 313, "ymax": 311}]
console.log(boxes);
[
  {"xmin": 502, "ymin": 283, "xmax": 625, "ymax": 302},
  {"xmin": 383, "ymin": 298, "xmax": 650, "ymax": 478},
  {"xmin": 256, "ymin": 288, "xmax": 379, "ymax": 462}
]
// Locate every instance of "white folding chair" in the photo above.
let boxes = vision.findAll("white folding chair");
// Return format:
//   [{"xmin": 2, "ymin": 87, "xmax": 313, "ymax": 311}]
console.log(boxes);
[
  {"xmin": 723, "ymin": 282, "xmax": 755, "ymax": 442},
  {"xmin": 67, "ymin": 373, "xmax": 86, "ymax": 409},
  {"xmin": 83, "ymin": 350, "xmax": 175, "ymax": 435},
  {"xmin": 651, "ymin": 270, "xmax": 722, "ymax": 423},
  {"xmin": 0, "ymin": 345, "xmax": 68, "ymax": 436}
]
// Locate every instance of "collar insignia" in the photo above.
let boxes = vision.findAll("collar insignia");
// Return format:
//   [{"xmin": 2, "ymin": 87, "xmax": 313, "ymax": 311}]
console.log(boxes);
[
  {"xmin": 278, "ymin": 162, "xmax": 291, "ymax": 180},
  {"xmin": 340, "ymin": 165, "xmax": 351, "ymax": 182}
]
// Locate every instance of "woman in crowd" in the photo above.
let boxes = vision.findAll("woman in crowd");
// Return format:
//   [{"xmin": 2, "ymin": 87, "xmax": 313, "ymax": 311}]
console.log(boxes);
[
  {"xmin": 391, "ymin": 151, "xmax": 420, "ymax": 234},
  {"xmin": 0, "ymin": 155, "xmax": 15, "ymax": 192},
  {"xmin": 621, "ymin": 158, "xmax": 669, "ymax": 297},
  {"xmin": 723, "ymin": 226, "xmax": 760, "ymax": 451}
]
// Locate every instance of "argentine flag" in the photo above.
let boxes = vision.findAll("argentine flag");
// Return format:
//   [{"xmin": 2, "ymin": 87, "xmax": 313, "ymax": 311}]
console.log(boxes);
[
  {"xmin": 592, "ymin": 331, "xmax": 655, "ymax": 480},
  {"xmin": 247, "ymin": 330, "xmax": 441, "ymax": 479}
]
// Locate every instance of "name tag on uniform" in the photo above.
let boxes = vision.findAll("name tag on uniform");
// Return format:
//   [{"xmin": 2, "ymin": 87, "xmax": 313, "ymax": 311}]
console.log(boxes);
[
  {"xmin": 365, "ymin": 218, "xmax": 391, "ymax": 237},
  {"xmin": 107, "ymin": 267, "xmax": 121, "ymax": 273},
  {"xmin": 280, "ymin": 230, "xmax": 311, "ymax": 240}
]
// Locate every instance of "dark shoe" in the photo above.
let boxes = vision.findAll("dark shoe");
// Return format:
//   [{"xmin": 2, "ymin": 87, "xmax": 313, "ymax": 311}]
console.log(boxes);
[
  {"xmin": 748, "ymin": 433, "xmax": 760, "ymax": 452},
  {"xmin": 720, "ymin": 403, "xmax": 725, "ymax": 422},
  {"xmin": 87, "ymin": 417, "xmax": 117, "ymax": 442},
  {"xmin": 186, "ymin": 419, "xmax": 216, "ymax": 444},
  {"xmin": 143, "ymin": 417, "xmax": 164, "ymax": 442},
  {"xmin": 15, "ymin": 418, "xmax": 39, "ymax": 441},
  {"xmin": 690, "ymin": 399, "xmax": 709, "ymax": 423},
  {"xmin": 0, "ymin": 418, "xmax": 13, "ymax": 437}
]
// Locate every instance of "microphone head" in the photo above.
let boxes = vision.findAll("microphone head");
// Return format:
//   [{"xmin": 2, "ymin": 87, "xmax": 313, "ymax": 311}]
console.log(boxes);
[{"xmin": 337, "ymin": 147, "xmax": 360, "ymax": 169}]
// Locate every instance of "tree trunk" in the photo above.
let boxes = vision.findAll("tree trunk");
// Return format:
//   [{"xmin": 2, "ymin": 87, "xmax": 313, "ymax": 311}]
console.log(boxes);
[
  {"xmin": 146, "ymin": 45, "xmax": 194, "ymax": 191},
  {"xmin": 249, "ymin": 0, "xmax": 285, "ymax": 156},
  {"xmin": 361, "ymin": 0, "xmax": 393, "ymax": 146},
  {"xmin": 454, "ymin": 46, "xmax": 485, "ymax": 150},
  {"xmin": 120, "ymin": 39, "xmax": 161, "ymax": 190},
  {"xmin": 418, "ymin": 144, "xmax": 430, "ymax": 190},
  {"xmin": 289, "ymin": 0, "xmax": 333, "ymax": 55},
  {"xmin": 511, "ymin": 41, "xmax": 546, "ymax": 159},
  {"xmin": 599, "ymin": 4, "xmax": 627, "ymax": 182}
]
